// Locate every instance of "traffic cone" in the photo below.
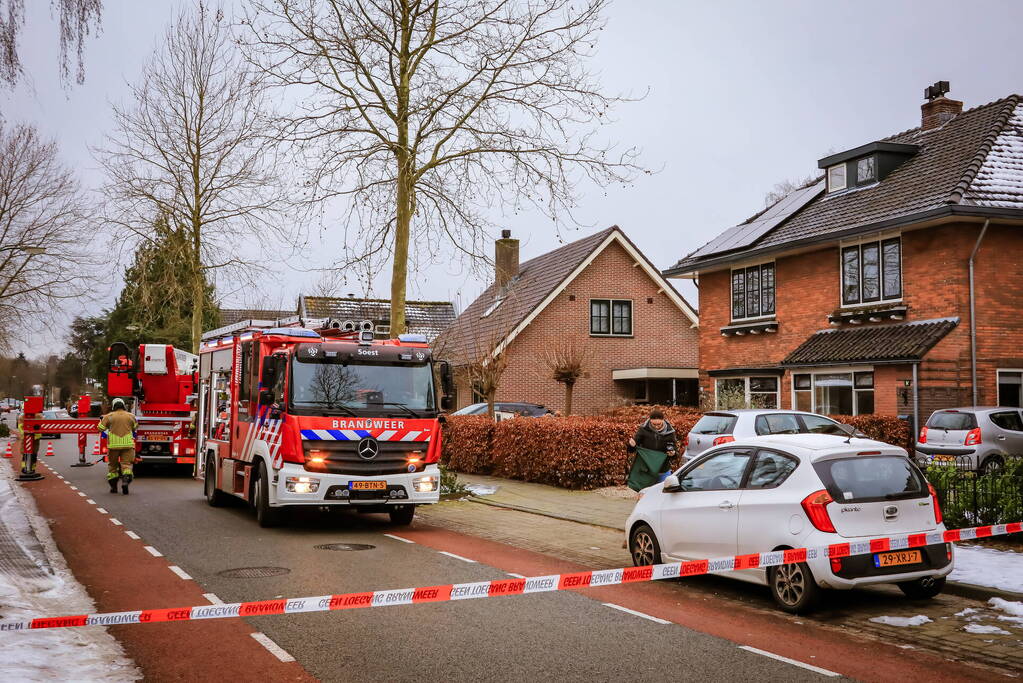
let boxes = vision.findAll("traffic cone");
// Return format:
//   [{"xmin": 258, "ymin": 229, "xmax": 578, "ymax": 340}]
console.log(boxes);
[
  {"xmin": 3, "ymin": 441, "xmax": 12, "ymax": 458},
  {"xmin": 44, "ymin": 442, "xmax": 55, "ymax": 457}
]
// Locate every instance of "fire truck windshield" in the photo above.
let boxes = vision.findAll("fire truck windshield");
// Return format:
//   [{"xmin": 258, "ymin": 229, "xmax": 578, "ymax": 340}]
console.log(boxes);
[{"xmin": 289, "ymin": 358, "xmax": 436, "ymax": 416}]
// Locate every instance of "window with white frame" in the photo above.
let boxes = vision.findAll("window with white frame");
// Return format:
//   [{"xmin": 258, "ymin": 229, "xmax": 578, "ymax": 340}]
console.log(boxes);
[
  {"xmin": 827, "ymin": 164, "xmax": 847, "ymax": 192},
  {"xmin": 715, "ymin": 376, "xmax": 779, "ymax": 409},
  {"xmin": 731, "ymin": 262, "xmax": 775, "ymax": 321},
  {"xmin": 997, "ymin": 370, "xmax": 1023, "ymax": 408},
  {"xmin": 792, "ymin": 371, "xmax": 874, "ymax": 415},
  {"xmin": 841, "ymin": 238, "xmax": 901, "ymax": 306},
  {"xmin": 590, "ymin": 299, "xmax": 632, "ymax": 336}
]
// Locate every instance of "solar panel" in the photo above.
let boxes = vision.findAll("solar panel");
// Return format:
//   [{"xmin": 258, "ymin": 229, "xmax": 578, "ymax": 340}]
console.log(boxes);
[{"xmin": 690, "ymin": 180, "xmax": 824, "ymax": 259}]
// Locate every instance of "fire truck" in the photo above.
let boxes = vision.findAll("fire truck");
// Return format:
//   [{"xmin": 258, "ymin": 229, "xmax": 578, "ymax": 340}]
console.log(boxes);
[
  {"xmin": 107, "ymin": 342, "xmax": 199, "ymax": 466},
  {"xmin": 196, "ymin": 317, "xmax": 453, "ymax": 527},
  {"xmin": 18, "ymin": 342, "xmax": 198, "ymax": 470}
]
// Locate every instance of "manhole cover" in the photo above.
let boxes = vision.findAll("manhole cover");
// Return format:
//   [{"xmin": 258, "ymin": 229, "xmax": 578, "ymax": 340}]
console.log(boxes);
[
  {"xmin": 314, "ymin": 543, "xmax": 375, "ymax": 552},
  {"xmin": 217, "ymin": 566, "xmax": 291, "ymax": 578}
]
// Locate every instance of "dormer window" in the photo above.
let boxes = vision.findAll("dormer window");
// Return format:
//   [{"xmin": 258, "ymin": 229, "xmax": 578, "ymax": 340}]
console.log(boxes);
[
  {"xmin": 857, "ymin": 156, "xmax": 876, "ymax": 183},
  {"xmin": 827, "ymin": 164, "xmax": 847, "ymax": 192},
  {"xmin": 819, "ymin": 142, "xmax": 919, "ymax": 194}
]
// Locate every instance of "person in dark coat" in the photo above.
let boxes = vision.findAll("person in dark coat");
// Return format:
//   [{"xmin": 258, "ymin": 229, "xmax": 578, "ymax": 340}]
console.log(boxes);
[{"xmin": 625, "ymin": 409, "xmax": 678, "ymax": 490}]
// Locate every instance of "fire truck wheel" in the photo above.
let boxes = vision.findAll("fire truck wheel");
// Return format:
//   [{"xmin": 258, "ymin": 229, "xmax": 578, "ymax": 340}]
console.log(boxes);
[
  {"xmin": 204, "ymin": 455, "xmax": 229, "ymax": 507},
  {"xmin": 388, "ymin": 505, "xmax": 415, "ymax": 526},
  {"xmin": 254, "ymin": 461, "xmax": 283, "ymax": 528}
]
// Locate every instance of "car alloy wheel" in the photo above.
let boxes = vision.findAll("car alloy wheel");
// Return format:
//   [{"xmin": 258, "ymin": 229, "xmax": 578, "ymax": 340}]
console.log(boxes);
[
  {"xmin": 631, "ymin": 526, "xmax": 659, "ymax": 566},
  {"xmin": 774, "ymin": 563, "xmax": 805, "ymax": 606}
]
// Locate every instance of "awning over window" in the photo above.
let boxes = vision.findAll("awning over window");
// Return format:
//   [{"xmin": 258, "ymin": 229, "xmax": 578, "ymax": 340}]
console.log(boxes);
[
  {"xmin": 612, "ymin": 367, "xmax": 699, "ymax": 381},
  {"xmin": 782, "ymin": 317, "xmax": 959, "ymax": 367}
]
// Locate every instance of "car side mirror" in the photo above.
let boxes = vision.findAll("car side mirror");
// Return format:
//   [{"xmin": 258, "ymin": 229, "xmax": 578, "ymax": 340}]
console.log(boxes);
[
  {"xmin": 662, "ymin": 474, "xmax": 682, "ymax": 492},
  {"xmin": 440, "ymin": 395, "xmax": 454, "ymax": 411}
]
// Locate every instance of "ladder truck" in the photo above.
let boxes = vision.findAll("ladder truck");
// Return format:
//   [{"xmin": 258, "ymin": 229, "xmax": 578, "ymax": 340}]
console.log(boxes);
[{"xmin": 195, "ymin": 317, "xmax": 454, "ymax": 527}]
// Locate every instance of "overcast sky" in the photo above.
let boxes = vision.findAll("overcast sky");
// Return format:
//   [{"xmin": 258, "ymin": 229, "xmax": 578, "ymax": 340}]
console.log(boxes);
[{"xmin": 6, "ymin": 0, "xmax": 1023, "ymax": 357}]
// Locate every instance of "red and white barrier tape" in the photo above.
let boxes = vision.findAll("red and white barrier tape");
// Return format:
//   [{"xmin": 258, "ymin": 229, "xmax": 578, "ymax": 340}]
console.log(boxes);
[{"xmin": 2, "ymin": 521, "xmax": 1020, "ymax": 632}]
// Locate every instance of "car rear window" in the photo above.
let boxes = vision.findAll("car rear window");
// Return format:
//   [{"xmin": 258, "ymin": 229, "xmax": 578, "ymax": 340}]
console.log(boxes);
[
  {"xmin": 691, "ymin": 413, "xmax": 737, "ymax": 435},
  {"xmin": 813, "ymin": 456, "xmax": 926, "ymax": 503},
  {"xmin": 926, "ymin": 411, "xmax": 978, "ymax": 430}
]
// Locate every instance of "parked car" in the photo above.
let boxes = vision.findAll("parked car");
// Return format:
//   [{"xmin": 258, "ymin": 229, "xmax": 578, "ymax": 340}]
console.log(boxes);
[
  {"xmin": 627, "ymin": 433, "xmax": 951, "ymax": 613},
  {"xmin": 452, "ymin": 402, "xmax": 553, "ymax": 418},
  {"xmin": 915, "ymin": 407, "xmax": 1023, "ymax": 474},
  {"xmin": 39, "ymin": 408, "xmax": 72, "ymax": 438},
  {"xmin": 683, "ymin": 409, "xmax": 864, "ymax": 460}
]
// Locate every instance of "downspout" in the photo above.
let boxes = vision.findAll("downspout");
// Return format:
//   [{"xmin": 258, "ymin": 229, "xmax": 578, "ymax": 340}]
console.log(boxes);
[
  {"xmin": 912, "ymin": 362, "xmax": 919, "ymax": 441},
  {"xmin": 969, "ymin": 219, "xmax": 990, "ymax": 406}
]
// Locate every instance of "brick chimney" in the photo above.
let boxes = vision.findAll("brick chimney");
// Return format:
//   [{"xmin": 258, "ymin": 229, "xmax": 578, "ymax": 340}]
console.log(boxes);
[
  {"xmin": 921, "ymin": 81, "xmax": 962, "ymax": 130},
  {"xmin": 494, "ymin": 229, "xmax": 519, "ymax": 289}
]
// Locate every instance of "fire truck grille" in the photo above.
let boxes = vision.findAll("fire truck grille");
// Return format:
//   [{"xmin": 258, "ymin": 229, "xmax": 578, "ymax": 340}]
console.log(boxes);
[{"xmin": 302, "ymin": 440, "xmax": 426, "ymax": 476}]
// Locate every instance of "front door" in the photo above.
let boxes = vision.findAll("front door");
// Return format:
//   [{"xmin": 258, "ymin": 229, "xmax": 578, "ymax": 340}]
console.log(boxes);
[{"xmin": 659, "ymin": 449, "xmax": 753, "ymax": 561}]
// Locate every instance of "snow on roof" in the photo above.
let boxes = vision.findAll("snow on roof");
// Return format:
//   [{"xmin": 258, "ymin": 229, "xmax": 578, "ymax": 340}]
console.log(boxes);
[{"xmin": 965, "ymin": 102, "xmax": 1023, "ymax": 207}]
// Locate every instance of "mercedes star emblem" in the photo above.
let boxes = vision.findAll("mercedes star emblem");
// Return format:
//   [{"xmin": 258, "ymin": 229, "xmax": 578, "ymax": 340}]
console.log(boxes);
[{"xmin": 357, "ymin": 437, "xmax": 379, "ymax": 460}]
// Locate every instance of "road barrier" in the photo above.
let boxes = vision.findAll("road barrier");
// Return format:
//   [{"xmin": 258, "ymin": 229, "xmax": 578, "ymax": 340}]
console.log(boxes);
[{"xmin": 1, "ymin": 522, "xmax": 1019, "ymax": 632}]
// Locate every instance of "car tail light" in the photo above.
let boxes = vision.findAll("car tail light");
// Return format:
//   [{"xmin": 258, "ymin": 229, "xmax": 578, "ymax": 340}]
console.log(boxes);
[
  {"xmin": 964, "ymin": 428, "xmax": 982, "ymax": 446},
  {"xmin": 685, "ymin": 434, "xmax": 691, "ymax": 448},
  {"xmin": 918, "ymin": 426, "xmax": 928, "ymax": 444},
  {"xmin": 712, "ymin": 435, "xmax": 735, "ymax": 446},
  {"xmin": 801, "ymin": 489, "xmax": 836, "ymax": 533},
  {"xmin": 946, "ymin": 543, "xmax": 952, "ymax": 561},
  {"xmin": 928, "ymin": 483, "xmax": 943, "ymax": 524},
  {"xmin": 830, "ymin": 557, "xmax": 842, "ymax": 573}
]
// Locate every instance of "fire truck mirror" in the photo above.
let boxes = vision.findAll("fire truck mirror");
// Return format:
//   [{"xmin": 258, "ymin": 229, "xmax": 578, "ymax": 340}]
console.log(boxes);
[
  {"xmin": 258, "ymin": 388, "xmax": 275, "ymax": 406},
  {"xmin": 439, "ymin": 360, "xmax": 454, "ymax": 395},
  {"xmin": 260, "ymin": 356, "xmax": 278, "ymax": 388}
]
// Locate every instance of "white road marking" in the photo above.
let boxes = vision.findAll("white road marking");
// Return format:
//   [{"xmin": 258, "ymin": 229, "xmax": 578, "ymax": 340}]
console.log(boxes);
[
  {"xmin": 109, "ymin": 518, "xmax": 122, "ymax": 526},
  {"xmin": 168, "ymin": 565, "xmax": 192, "ymax": 580},
  {"xmin": 69, "ymin": 486, "xmax": 78, "ymax": 490},
  {"xmin": 125, "ymin": 531, "xmax": 141, "ymax": 540},
  {"xmin": 143, "ymin": 545, "xmax": 163, "ymax": 557},
  {"xmin": 250, "ymin": 632, "xmax": 296, "ymax": 663},
  {"xmin": 77, "ymin": 492, "xmax": 86, "ymax": 497},
  {"xmin": 96, "ymin": 508, "xmax": 108, "ymax": 514},
  {"xmin": 507, "ymin": 573, "xmax": 526, "ymax": 579},
  {"xmin": 738, "ymin": 646, "xmax": 840, "ymax": 677},
  {"xmin": 204, "ymin": 593, "xmax": 224, "ymax": 605},
  {"xmin": 438, "ymin": 551, "xmax": 476, "ymax": 563},
  {"xmin": 603, "ymin": 603, "xmax": 671, "ymax": 625},
  {"xmin": 86, "ymin": 499, "xmax": 95, "ymax": 505},
  {"xmin": 383, "ymin": 533, "xmax": 415, "ymax": 544}
]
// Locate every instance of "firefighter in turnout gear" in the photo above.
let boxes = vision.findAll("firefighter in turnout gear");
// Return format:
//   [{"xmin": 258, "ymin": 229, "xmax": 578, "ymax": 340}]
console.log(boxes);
[{"xmin": 98, "ymin": 398, "xmax": 138, "ymax": 494}]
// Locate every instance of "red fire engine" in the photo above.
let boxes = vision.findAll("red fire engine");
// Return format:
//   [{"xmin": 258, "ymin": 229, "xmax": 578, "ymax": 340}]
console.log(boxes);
[
  {"xmin": 106, "ymin": 342, "xmax": 199, "ymax": 465},
  {"xmin": 18, "ymin": 342, "xmax": 198, "ymax": 470},
  {"xmin": 196, "ymin": 317, "xmax": 453, "ymax": 527}
]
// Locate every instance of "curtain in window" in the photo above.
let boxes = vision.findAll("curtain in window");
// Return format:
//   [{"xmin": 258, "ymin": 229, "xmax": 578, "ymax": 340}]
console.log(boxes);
[{"xmin": 590, "ymin": 300, "xmax": 610, "ymax": 334}]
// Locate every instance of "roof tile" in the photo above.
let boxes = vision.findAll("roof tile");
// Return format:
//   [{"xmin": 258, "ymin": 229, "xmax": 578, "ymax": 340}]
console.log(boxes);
[{"xmin": 782, "ymin": 318, "xmax": 959, "ymax": 366}]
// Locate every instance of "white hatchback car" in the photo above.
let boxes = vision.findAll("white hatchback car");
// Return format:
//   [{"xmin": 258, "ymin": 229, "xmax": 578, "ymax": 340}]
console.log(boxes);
[{"xmin": 626, "ymin": 434, "xmax": 952, "ymax": 613}]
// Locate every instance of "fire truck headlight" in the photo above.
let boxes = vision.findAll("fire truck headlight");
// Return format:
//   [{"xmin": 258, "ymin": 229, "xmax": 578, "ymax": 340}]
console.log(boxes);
[
  {"xmin": 413, "ymin": 475, "xmax": 437, "ymax": 493},
  {"xmin": 286, "ymin": 476, "xmax": 320, "ymax": 494}
]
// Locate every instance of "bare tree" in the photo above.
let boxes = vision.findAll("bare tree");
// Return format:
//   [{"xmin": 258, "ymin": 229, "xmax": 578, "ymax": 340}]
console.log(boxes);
[
  {"xmin": 0, "ymin": 122, "xmax": 95, "ymax": 350},
  {"xmin": 537, "ymin": 336, "xmax": 590, "ymax": 415},
  {"xmin": 764, "ymin": 173, "xmax": 820, "ymax": 207},
  {"xmin": 1, "ymin": 0, "xmax": 103, "ymax": 87},
  {"xmin": 244, "ymin": 0, "xmax": 643, "ymax": 336},
  {"xmin": 96, "ymin": 2, "xmax": 287, "ymax": 353},
  {"xmin": 454, "ymin": 330, "xmax": 507, "ymax": 419}
]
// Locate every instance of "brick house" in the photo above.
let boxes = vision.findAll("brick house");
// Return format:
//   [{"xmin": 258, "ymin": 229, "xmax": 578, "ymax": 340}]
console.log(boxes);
[
  {"xmin": 436, "ymin": 227, "xmax": 699, "ymax": 414},
  {"xmin": 665, "ymin": 85, "xmax": 1023, "ymax": 433}
]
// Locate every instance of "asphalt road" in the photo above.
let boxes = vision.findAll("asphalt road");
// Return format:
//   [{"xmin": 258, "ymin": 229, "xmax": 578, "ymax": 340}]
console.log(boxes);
[{"xmin": 31, "ymin": 432, "xmax": 840, "ymax": 682}]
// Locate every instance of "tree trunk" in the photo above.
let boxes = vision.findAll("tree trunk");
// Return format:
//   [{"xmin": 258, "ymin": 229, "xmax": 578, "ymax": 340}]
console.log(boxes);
[
  {"xmin": 389, "ymin": 4, "xmax": 412, "ymax": 339},
  {"xmin": 564, "ymin": 380, "xmax": 574, "ymax": 416},
  {"xmin": 486, "ymin": 390, "xmax": 495, "ymax": 420},
  {"xmin": 189, "ymin": 226, "xmax": 203, "ymax": 354}
]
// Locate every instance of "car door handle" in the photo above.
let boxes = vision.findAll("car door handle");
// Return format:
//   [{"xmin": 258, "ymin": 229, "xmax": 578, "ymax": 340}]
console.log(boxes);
[
  {"xmin": 718, "ymin": 501, "xmax": 735, "ymax": 510},
  {"xmin": 997, "ymin": 436, "xmax": 1006, "ymax": 441}
]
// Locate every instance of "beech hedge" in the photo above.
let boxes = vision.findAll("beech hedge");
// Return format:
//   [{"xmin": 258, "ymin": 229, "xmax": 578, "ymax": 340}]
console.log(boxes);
[{"xmin": 441, "ymin": 410, "xmax": 913, "ymax": 490}]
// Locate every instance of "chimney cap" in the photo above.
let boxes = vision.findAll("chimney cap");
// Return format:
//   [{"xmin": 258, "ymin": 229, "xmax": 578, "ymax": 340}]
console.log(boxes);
[
  {"xmin": 500, "ymin": 229, "xmax": 512, "ymax": 239},
  {"xmin": 924, "ymin": 80, "xmax": 950, "ymax": 101}
]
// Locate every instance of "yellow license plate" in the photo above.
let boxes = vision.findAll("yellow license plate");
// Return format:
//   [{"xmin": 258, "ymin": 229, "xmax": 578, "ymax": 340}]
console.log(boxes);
[
  {"xmin": 349, "ymin": 481, "xmax": 387, "ymax": 491},
  {"xmin": 874, "ymin": 550, "xmax": 922, "ymax": 568}
]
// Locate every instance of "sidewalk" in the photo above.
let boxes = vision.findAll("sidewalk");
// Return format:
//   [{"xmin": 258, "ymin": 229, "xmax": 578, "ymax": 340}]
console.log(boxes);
[
  {"xmin": 0, "ymin": 435, "xmax": 140, "ymax": 681},
  {"xmin": 455, "ymin": 472, "xmax": 1023, "ymax": 599}
]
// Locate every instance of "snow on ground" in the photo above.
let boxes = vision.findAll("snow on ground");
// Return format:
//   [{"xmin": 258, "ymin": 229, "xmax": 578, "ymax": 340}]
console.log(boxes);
[
  {"xmin": 464, "ymin": 483, "xmax": 499, "ymax": 496},
  {"xmin": 0, "ymin": 466, "xmax": 140, "ymax": 682},
  {"xmin": 963, "ymin": 623, "xmax": 1011, "ymax": 635},
  {"xmin": 950, "ymin": 544, "xmax": 1023, "ymax": 593},
  {"xmin": 868, "ymin": 615, "xmax": 932, "ymax": 627}
]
